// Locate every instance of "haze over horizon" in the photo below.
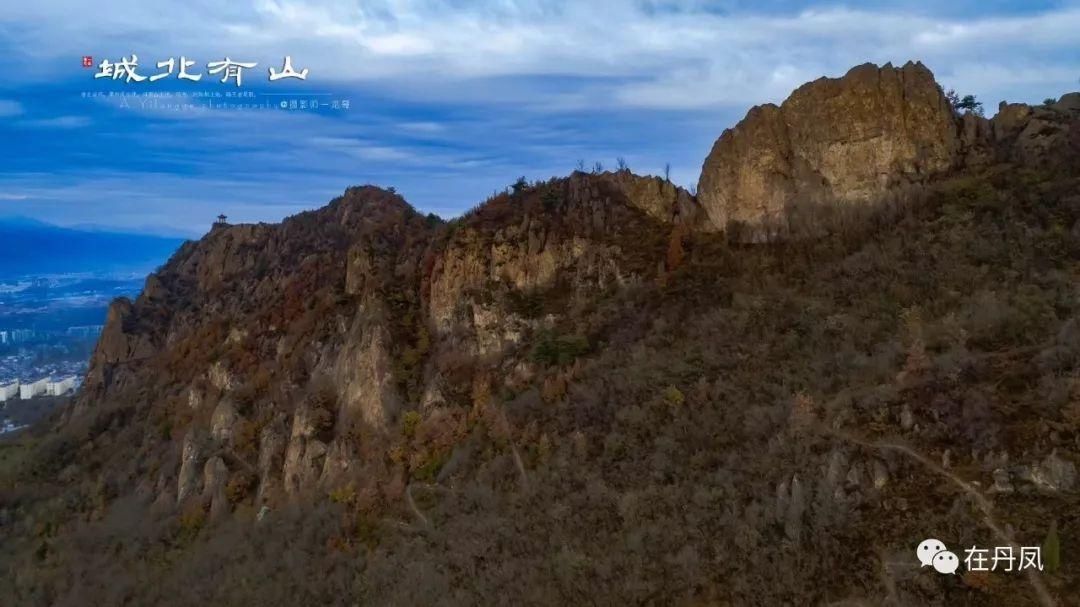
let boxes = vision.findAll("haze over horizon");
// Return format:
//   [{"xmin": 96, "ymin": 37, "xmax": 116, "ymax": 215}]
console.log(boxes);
[
  {"xmin": 3, "ymin": 0, "xmax": 1080, "ymax": 236},
  {"xmin": 0, "ymin": 217, "xmax": 185, "ymax": 278}
]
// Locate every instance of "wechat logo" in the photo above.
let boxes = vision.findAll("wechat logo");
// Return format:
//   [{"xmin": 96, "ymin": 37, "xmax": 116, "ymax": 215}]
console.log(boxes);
[{"xmin": 917, "ymin": 538, "xmax": 960, "ymax": 574}]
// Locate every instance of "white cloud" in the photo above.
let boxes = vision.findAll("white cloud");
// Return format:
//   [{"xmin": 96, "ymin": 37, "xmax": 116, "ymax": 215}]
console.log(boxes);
[
  {"xmin": 4, "ymin": 2, "xmax": 1080, "ymax": 110},
  {"xmin": 307, "ymin": 135, "xmax": 417, "ymax": 161},
  {"xmin": 19, "ymin": 115, "xmax": 91, "ymax": 129}
]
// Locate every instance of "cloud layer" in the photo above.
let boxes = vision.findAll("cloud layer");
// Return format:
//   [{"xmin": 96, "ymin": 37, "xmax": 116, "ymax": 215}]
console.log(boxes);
[
  {"xmin": 1, "ymin": 1, "xmax": 1079, "ymax": 234},
  {"xmin": 4, "ymin": 1, "xmax": 1079, "ymax": 108}
]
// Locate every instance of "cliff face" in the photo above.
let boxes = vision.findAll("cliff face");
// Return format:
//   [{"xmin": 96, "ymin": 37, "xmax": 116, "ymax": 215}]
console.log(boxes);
[
  {"xmin": 12, "ymin": 62, "xmax": 1080, "ymax": 605},
  {"xmin": 696, "ymin": 61, "xmax": 1080, "ymax": 234},
  {"xmin": 75, "ymin": 172, "xmax": 691, "ymax": 506},
  {"xmin": 973, "ymin": 94, "xmax": 1080, "ymax": 168},
  {"xmin": 71, "ymin": 64, "xmax": 1080, "ymax": 512},
  {"xmin": 697, "ymin": 62, "xmax": 959, "ymax": 231}
]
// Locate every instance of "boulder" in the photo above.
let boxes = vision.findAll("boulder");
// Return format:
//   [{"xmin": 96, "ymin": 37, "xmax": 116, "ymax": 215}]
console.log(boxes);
[
  {"xmin": 697, "ymin": 61, "xmax": 958, "ymax": 233},
  {"xmin": 1052, "ymin": 92, "xmax": 1080, "ymax": 113}
]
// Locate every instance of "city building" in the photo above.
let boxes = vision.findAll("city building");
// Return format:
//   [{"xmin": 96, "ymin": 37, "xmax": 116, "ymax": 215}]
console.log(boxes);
[
  {"xmin": 20, "ymin": 377, "xmax": 49, "ymax": 400},
  {"xmin": 0, "ymin": 380, "xmax": 18, "ymax": 402},
  {"xmin": 66, "ymin": 325, "xmax": 104, "ymax": 338},
  {"xmin": 47, "ymin": 376, "xmax": 77, "ymax": 396},
  {"xmin": 9, "ymin": 329, "xmax": 35, "ymax": 344},
  {"xmin": 0, "ymin": 331, "xmax": 8, "ymax": 345}
]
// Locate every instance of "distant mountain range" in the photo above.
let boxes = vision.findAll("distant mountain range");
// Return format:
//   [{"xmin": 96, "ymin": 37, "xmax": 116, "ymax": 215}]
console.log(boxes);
[{"xmin": 0, "ymin": 217, "xmax": 185, "ymax": 279}]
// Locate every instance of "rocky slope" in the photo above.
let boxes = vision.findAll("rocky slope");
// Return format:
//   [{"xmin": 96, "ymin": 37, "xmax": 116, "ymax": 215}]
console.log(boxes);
[
  {"xmin": 2, "ymin": 63, "xmax": 1080, "ymax": 606},
  {"xmin": 72, "ymin": 170, "xmax": 699, "ymax": 510},
  {"xmin": 696, "ymin": 61, "xmax": 1080, "ymax": 236}
]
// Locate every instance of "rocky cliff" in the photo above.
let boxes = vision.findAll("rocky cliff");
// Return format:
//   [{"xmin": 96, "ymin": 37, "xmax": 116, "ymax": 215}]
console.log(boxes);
[
  {"xmin": 6, "ymin": 63, "xmax": 1080, "ymax": 606},
  {"xmin": 697, "ymin": 62, "xmax": 959, "ymax": 232},
  {"xmin": 696, "ymin": 61, "xmax": 1080, "ymax": 234},
  {"xmin": 68, "ymin": 57, "xmax": 1080, "ymax": 531},
  {"xmin": 72, "ymin": 171, "xmax": 696, "ymax": 509}
]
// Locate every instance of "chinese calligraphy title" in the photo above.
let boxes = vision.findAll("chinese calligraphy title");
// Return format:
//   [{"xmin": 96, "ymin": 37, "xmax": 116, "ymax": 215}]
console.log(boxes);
[{"xmin": 93, "ymin": 55, "xmax": 309, "ymax": 86}]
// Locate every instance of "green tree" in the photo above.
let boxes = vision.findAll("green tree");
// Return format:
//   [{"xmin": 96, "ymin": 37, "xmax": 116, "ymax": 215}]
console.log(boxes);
[{"xmin": 955, "ymin": 94, "xmax": 984, "ymax": 117}]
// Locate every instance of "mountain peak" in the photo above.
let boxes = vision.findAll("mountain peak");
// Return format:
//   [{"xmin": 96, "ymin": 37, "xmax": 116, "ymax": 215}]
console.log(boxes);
[
  {"xmin": 697, "ymin": 61, "xmax": 958, "ymax": 234},
  {"xmin": 12, "ymin": 61, "xmax": 1080, "ymax": 606}
]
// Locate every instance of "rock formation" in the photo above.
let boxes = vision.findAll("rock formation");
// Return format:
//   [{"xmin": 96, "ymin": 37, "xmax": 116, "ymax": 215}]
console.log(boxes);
[
  {"xmin": 67, "ymin": 63, "xmax": 1080, "ymax": 514},
  {"xmin": 61, "ymin": 59, "xmax": 1080, "ymax": 522},
  {"xmin": 697, "ymin": 61, "xmax": 959, "ymax": 232},
  {"xmin": 9, "ymin": 60, "xmax": 1080, "ymax": 606},
  {"xmin": 73, "ymin": 172, "xmax": 691, "ymax": 508},
  {"xmin": 697, "ymin": 62, "xmax": 1080, "ymax": 235}
]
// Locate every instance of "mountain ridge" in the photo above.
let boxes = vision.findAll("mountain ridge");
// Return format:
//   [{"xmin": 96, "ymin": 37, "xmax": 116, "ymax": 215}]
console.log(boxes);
[{"xmin": 3, "ymin": 62, "xmax": 1079, "ymax": 606}]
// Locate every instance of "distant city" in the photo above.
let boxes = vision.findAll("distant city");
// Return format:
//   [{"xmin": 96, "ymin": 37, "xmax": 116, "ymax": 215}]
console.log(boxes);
[
  {"xmin": 0, "ymin": 324, "xmax": 101, "ymax": 398},
  {"xmin": 0, "ymin": 217, "xmax": 183, "ymax": 438},
  {"xmin": 0, "ymin": 280, "xmax": 113, "ymax": 389},
  {"xmin": 0, "ymin": 325, "xmax": 103, "ymax": 344},
  {"xmin": 0, "ymin": 274, "xmax": 144, "ymax": 435},
  {"xmin": 0, "ymin": 323, "xmax": 98, "ymax": 435},
  {"xmin": 0, "ymin": 375, "xmax": 80, "ymax": 401}
]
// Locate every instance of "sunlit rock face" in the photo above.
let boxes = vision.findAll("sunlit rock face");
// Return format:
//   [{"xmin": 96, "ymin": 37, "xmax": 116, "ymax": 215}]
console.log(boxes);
[{"xmin": 697, "ymin": 61, "xmax": 958, "ymax": 233}]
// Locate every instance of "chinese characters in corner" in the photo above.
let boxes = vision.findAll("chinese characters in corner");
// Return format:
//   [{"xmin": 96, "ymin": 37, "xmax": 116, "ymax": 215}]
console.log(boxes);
[{"xmin": 92, "ymin": 55, "xmax": 309, "ymax": 87}]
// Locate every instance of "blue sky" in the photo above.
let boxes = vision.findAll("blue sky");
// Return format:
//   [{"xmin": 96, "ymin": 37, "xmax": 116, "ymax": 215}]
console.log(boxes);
[{"xmin": 2, "ymin": 0, "xmax": 1079, "ymax": 237}]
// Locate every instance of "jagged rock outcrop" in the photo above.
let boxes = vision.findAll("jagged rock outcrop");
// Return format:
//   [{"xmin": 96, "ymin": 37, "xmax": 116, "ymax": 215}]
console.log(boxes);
[
  {"xmin": 329, "ymin": 302, "xmax": 400, "ymax": 428},
  {"xmin": 69, "ymin": 61, "xmax": 1080, "ymax": 522},
  {"xmin": 81, "ymin": 297, "xmax": 159, "ymax": 400},
  {"xmin": 17, "ymin": 60, "xmax": 1080, "ymax": 606},
  {"xmin": 255, "ymin": 422, "xmax": 287, "ymax": 502},
  {"xmin": 202, "ymin": 456, "xmax": 230, "ymax": 519},
  {"xmin": 282, "ymin": 404, "xmax": 328, "ymax": 495},
  {"xmin": 601, "ymin": 170, "xmax": 705, "ymax": 228},
  {"xmin": 209, "ymin": 399, "xmax": 238, "ymax": 443},
  {"xmin": 958, "ymin": 95, "xmax": 1080, "ymax": 171},
  {"xmin": 426, "ymin": 171, "xmax": 682, "ymax": 351},
  {"xmin": 996, "ymin": 97, "xmax": 1080, "ymax": 167},
  {"xmin": 698, "ymin": 62, "xmax": 1080, "ymax": 235},
  {"xmin": 177, "ymin": 428, "xmax": 205, "ymax": 504},
  {"xmin": 697, "ymin": 61, "xmax": 958, "ymax": 232},
  {"xmin": 71, "ymin": 173, "xmax": 688, "ymax": 510}
]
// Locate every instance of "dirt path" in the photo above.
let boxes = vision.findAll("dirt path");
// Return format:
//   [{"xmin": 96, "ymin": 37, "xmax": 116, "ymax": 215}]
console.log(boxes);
[{"xmin": 826, "ymin": 427, "xmax": 1055, "ymax": 607}]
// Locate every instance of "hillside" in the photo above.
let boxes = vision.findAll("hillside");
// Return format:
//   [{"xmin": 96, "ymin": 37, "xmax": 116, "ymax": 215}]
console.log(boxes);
[{"xmin": 1, "ymin": 62, "xmax": 1079, "ymax": 606}]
